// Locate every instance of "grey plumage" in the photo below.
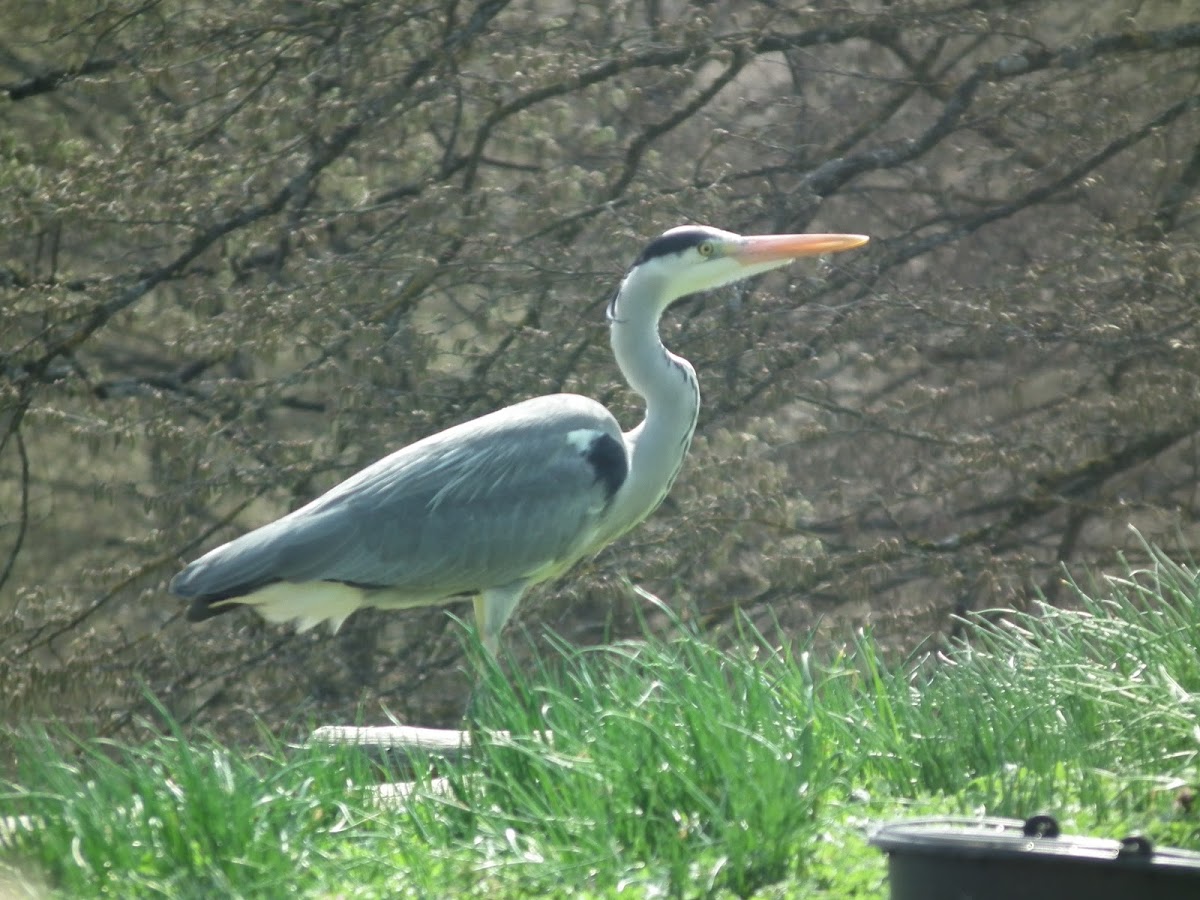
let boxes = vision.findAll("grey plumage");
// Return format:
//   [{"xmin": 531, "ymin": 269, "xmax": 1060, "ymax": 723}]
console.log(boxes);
[
  {"xmin": 175, "ymin": 396, "xmax": 618, "ymax": 598},
  {"xmin": 171, "ymin": 225, "xmax": 868, "ymax": 652}
]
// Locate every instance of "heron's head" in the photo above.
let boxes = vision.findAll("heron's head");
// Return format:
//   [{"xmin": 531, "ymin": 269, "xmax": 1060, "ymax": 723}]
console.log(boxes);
[{"xmin": 612, "ymin": 225, "xmax": 868, "ymax": 319}]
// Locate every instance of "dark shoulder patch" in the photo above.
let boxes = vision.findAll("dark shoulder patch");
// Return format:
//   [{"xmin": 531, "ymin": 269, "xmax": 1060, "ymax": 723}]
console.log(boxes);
[
  {"xmin": 583, "ymin": 432, "xmax": 627, "ymax": 501},
  {"xmin": 633, "ymin": 228, "xmax": 713, "ymax": 266}
]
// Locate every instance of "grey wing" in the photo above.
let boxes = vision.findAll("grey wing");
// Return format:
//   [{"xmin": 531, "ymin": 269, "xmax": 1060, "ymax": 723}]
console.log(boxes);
[{"xmin": 170, "ymin": 395, "xmax": 628, "ymax": 601}]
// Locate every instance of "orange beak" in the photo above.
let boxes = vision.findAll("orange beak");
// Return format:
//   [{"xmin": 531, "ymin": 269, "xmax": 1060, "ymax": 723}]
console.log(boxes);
[{"xmin": 733, "ymin": 233, "xmax": 869, "ymax": 265}]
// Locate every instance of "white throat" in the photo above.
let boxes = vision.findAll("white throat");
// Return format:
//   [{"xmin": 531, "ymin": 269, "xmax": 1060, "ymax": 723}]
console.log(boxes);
[{"xmin": 603, "ymin": 266, "xmax": 701, "ymax": 540}]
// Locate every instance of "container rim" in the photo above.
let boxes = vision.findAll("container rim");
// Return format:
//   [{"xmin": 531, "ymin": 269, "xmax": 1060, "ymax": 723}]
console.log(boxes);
[{"xmin": 868, "ymin": 816, "xmax": 1200, "ymax": 872}]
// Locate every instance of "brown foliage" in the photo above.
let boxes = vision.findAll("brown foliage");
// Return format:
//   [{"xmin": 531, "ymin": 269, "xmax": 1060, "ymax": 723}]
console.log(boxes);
[{"xmin": 1, "ymin": 0, "xmax": 1198, "ymax": 742}]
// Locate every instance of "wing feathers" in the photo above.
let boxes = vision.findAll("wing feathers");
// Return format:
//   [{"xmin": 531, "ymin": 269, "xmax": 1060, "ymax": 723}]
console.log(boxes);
[{"xmin": 171, "ymin": 395, "xmax": 627, "ymax": 610}]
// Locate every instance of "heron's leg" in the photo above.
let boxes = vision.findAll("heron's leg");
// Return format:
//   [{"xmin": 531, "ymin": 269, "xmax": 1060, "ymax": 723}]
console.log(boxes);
[{"xmin": 474, "ymin": 581, "xmax": 527, "ymax": 656}]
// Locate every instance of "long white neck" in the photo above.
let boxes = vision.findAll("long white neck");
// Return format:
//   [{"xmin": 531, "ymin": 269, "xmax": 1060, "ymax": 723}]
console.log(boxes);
[{"xmin": 603, "ymin": 270, "xmax": 701, "ymax": 540}]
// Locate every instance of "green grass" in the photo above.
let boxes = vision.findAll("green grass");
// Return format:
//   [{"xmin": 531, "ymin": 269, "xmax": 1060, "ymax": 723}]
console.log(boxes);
[{"xmin": 3, "ymin": 546, "xmax": 1200, "ymax": 897}]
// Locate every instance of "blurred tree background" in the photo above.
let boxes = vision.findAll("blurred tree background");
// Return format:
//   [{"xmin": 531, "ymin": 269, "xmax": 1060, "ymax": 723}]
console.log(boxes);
[{"xmin": 1, "ymin": 0, "xmax": 1198, "ymax": 744}]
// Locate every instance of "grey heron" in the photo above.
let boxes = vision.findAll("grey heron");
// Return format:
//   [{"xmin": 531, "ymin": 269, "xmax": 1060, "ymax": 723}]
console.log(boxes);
[{"xmin": 171, "ymin": 225, "xmax": 868, "ymax": 653}]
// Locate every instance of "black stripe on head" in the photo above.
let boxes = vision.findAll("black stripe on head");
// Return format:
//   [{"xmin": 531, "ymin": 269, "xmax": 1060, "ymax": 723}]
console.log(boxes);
[{"xmin": 633, "ymin": 228, "xmax": 714, "ymax": 266}]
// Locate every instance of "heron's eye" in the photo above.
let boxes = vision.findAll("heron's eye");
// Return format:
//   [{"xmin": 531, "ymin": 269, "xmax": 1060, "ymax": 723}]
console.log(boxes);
[{"xmin": 697, "ymin": 240, "xmax": 715, "ymax": 258}]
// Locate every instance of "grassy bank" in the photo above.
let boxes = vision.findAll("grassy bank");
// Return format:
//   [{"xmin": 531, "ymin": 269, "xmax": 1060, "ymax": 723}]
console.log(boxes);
[{"xmin": 3, "ymin": 548, "xmax": 1199, "ymax": 897}]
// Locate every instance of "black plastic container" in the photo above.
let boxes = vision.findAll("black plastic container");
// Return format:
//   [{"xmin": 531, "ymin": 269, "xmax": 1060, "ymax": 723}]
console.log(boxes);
[{"xmin": 869, "ymin": 815, "xmax": 1200, "ymax": 900}]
